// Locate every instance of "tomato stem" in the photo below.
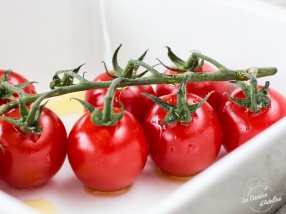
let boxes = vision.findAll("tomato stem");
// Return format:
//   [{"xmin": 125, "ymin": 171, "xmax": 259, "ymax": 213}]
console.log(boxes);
[
  {"xmin": 176, "ymin": 74, "xmax": 192, "ymax": 123},
  {"xmin": 0, "ymin": 49, "xmax": 278, "ymax": 119},
  {"xmin": 0, "ymin": 65, "xmax": 277, "ymax": 116},
  {"xmin": 90, "ymin": 78, "xmax": 124, "ymax": 126},
  {"xmin": 226, "ymin": 70, "xmax": 271, "ymax": 112}
]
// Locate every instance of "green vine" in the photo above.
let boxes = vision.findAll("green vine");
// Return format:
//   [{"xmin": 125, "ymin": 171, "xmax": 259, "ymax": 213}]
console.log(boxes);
[{"xmin": 0, "ymin": 45, "xmax": 278, "ymax": 131}]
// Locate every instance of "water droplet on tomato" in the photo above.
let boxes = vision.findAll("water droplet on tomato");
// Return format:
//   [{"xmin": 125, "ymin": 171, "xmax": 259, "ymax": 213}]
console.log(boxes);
[
  {"xmin": 45, "ymin": 153, "xmax": 51, "ymax": 163},
  {"xmin": 188, "ymin": 145, "xmax": 196, "ymax": 153},
  {"xmin": 171, "ymin": 146, "xmax": 177, "ymax": 152}
]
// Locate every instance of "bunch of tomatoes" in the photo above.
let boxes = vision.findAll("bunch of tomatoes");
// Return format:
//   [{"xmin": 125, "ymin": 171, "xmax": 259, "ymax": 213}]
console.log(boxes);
[{"xmin": 0, "ymin": 50, "xmax": 286, "ymax": 193}]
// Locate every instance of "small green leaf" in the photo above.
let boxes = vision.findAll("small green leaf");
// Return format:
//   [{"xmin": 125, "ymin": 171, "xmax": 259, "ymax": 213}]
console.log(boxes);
[
  {"xmin": 50, "ymin": 64, "xmax": 85, "ymax": 89},
  {"xmin": 16, "ymin": 81, "xmax": 37, "ymax": 90},
  {"xmin": 166, "ymin": 46, "xmax": 186, "ymax": 67},
  {"xmin": 227, "ymin": 76, "xmax": 271, "ymax": 112},
  {"xmin": 18, "ymin": 98, "xmax": 29, "ymax": 122},
  {"xmin": 134, "ymin": 49, "xmax": 149, "ymax": 72},
  {"xmin": 157, "ymin": 47, "xmax": 206, "ymax": 73},
  {"xmin": 156, "ymin": 58, "xmax": 186, "ymax": 72},
  {"xmin": 71, "ymin": 98, "xmax": 95, "ymax": 113},
  {"xmin": 0, "ymin": 116, "xmax": 23, "ymax": 127},
  {"xmin": 226, "ymin": 95, "xmax": 251, "ymax": 108},
  {"xmin": 112, "ymin": 44, "xmax": 124, "ymax": 76}
]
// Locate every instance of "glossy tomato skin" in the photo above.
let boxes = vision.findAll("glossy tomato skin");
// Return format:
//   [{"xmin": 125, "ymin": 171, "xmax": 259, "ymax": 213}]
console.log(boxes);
[
  {"xmin": 67, "ymin": 108, "xmax": 149, "ymax": 191},
  {"xmin": 218, "ymin": 87, "xmax": 286, "ymax": 153},
  {"xmin": 0, "ymin": 70, "xmax": 37, "ymax": 105},
  {"xmin": 0, "ymin": 107, "xmax": 67, "ymax": 189},
  {"xmin": 143, "ymin": 93, "xmax": 222, "ymax": 177},
  {"xmin": 84, "ymin": 72, "xmax": 156, "ymax": 123},
  {"xmin": 155, "ymin": 63, "xmax": 237, "ymax": 112}
]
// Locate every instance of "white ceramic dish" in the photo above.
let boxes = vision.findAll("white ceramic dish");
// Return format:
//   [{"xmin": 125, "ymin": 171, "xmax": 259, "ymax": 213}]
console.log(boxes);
[
  {"xmin": 1, "ymin": 114, "xmax": 286, "ymax": 214},
  {"xmin": 0, "ymin": 114, "xmax": 227, "ymax": 214},
  {"xmin": 1, "ymin": 0, "xmax": 286, "ymax": 214}
]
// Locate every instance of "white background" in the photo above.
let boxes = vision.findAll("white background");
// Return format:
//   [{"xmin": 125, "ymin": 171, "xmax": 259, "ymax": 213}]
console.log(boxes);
[
  {"xmin": 0, "ymin": 0, "xmax": 286, "ymax": 94},
  {"xmin": 1, "ymin": 0, "xmax": 286, "ymax": 214}
]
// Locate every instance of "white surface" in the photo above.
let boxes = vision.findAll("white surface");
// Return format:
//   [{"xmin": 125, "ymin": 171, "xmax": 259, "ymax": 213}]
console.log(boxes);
[
  {"xmin": 1, "ymin": 0, "xmax": 286, "ymax": 214},
  {"xmin": 0, "ymin": 191, "xmax": 39, "ymax": 214}
]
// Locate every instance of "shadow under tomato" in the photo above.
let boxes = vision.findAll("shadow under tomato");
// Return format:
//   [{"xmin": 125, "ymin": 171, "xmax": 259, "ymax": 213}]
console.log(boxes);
[
  {"xmin": 149, "ymin": 161, "xmax": 194, "ymax": 184},
  {"xmin": 84, "ymin": 184, "xmax": 132, "ymax": 197}
]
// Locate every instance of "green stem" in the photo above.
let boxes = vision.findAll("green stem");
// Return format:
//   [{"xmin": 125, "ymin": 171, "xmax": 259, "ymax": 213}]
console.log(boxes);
[
  {"xmin": 0, "ymin": 61, "xmax": 277, "ymax": 116},
  {"xmin": 90, "ymin": 78, "xmax": 124, "ymax": 126},
  {"xmin": 249, "ymin": 71, "xmax": 259, "ymax": 112},
  {"xmin": 176, "ymin": 73, "xmax": 190, "ymax": 120},
  {"xmin": 143, "ymin": 72, "xmax": 213, "ymax": 125},
  {"xmin": 102, "ymin": 78, "xmax": 122, "ymax": 123}
]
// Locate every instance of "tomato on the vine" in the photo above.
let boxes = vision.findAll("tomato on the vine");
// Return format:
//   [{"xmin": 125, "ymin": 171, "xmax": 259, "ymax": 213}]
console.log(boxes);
[
  {"xmin": 84, "ymin": 72, "xmax": 156, "ymax": 123},
  {"xmin": 0, "ymin": 107, "xmax": 67, "ymax": 189},
  {"xmin": 143, "ymin": 93, "xmax": 222, "ymax": 177},
  {"xmin": 155, "ymin": 63, "xmax": 237, "ymax": 112},
  {"xmin": 67, "ymin": 107, "xmax": 149, "ymax": 192},
  {"xmin": 218, "ymin": 86, "xmax": 286, "ymax": 152},
  {"xmin": 0, "ymin": 70, "xmax": 37, "ymax": 105}
]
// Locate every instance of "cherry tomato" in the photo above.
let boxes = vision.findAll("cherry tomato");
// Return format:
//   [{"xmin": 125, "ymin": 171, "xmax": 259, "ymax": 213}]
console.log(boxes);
[
  {"xmin": 0, "ymin": 70, "xmax": 37, "ymax": 105},
  {"xmin": 143, "ymin": 93, "xmax": 222, "ymax": 177},
  {"xmin": 155, "ymin": 63, "xmax": 237, "ymax": 112},
  {"xmin": 84, "ymin": 72, "xmax": 156, "ymax": 123},
  {"xmin": 218, "ymin": 86, "xmax": 286, "ymax": 152},
  {"xmin": 67, "ymin": 107, "xmax": 149, "ymax": 191},
  {"xmin": 0, "ymin": 107, "xmax": 67, "ymax": 189}
]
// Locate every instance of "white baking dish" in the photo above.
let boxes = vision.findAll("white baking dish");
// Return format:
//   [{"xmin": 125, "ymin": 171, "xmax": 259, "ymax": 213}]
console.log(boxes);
[{"xmin": 1, "ymin": 0, "xmax": 286, "ymax": 213}]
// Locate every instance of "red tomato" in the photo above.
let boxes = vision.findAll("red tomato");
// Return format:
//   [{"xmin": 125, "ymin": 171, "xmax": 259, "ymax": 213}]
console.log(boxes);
[
  {"xmin": 67, "ymin": 108, "xmax": 149, "ymax": 191},
  {"xmin": 0, "ymin": 107, "xmax": 67, "ymax": 189},
  {"xmin": 84, "ymin": 72, "xmax": 156, "ymax": 123},
  {"xmin": 218, "ymin": 87, "xmax": 286, "ymax": 152},
  {"xmin": 0, "ymin": 70, "xmax": 37, "ymax": 105},
  {"xmin": 143, "ymin": 93, "xmax": 222, "ymax": 177},
  {"xmin": 155, "ymin": 63, "xmax": 237, "ymax": 112}
]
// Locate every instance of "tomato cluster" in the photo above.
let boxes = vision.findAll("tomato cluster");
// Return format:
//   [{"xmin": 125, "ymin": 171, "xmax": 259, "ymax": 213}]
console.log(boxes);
[{"xmin": 0, "ymin": 57, "xmax": 285, "ymax": 193}]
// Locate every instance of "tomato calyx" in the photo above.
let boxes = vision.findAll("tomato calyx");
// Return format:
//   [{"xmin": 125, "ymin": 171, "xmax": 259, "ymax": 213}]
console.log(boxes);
[
  {"xmin": 226, "ymin": 70, "xmax": 271, "ymax": 113},
  {"xmin": 156, "ymin": 47, "xmax": 203, "ymax": 73},
  {"xmin": 0, "ymin": 77, "xmax": 46, "ymax": 134},
  {"xmin": 156, "ymin": 47, "xmax": 226, "ymax": 74},
  {"xmin": 75, "ymin": 78, "xmax": 124, "ymax": 126},
  {"xmin": 50, "ymin": 64, "xmax": 86, "ymax": 89},
  {"xmin": 144, "ymin": 72, "xmax": 212, "ymax": 125},
  {"xmin": 102, "ymin": 44, "xmax": 150, "ymax": 79},
  {"xmin": 0, "ymin": 71, "xmax": 15, "ymax": 101},
  {"xmin": 0, "ymin": 70, "xmax": 36, "ymax": 100},
  {"xmin": 0, "ymin": 98, "xmax": 46, "ymax": 134}
]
